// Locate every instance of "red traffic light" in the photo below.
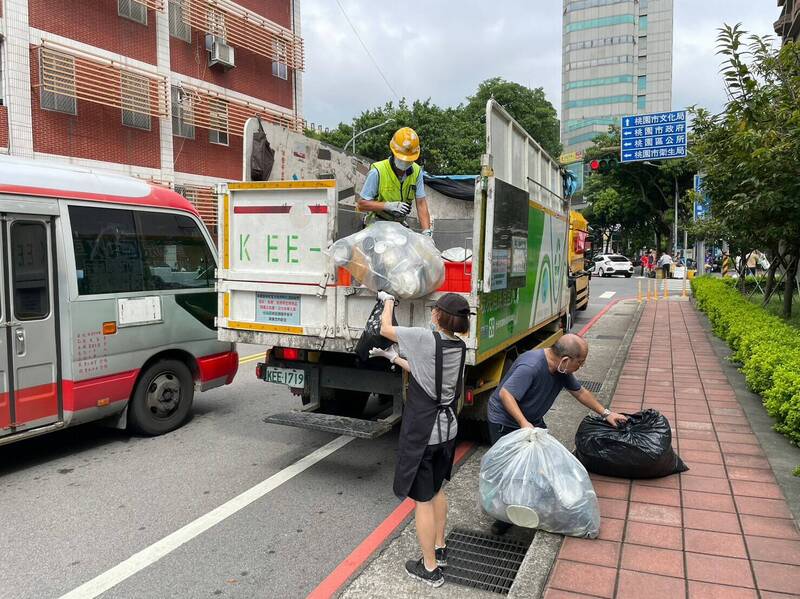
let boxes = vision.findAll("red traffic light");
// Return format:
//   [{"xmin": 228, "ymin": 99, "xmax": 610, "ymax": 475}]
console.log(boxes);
[{"xmin": 590, "ymin": 159, "xmax": 600, "ymax": 170}]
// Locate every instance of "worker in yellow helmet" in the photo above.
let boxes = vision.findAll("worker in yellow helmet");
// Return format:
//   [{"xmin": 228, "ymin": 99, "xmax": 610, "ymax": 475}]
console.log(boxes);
[{"xmin": 356, "ymin": 127, "xmax": 432, "ymax": 236}]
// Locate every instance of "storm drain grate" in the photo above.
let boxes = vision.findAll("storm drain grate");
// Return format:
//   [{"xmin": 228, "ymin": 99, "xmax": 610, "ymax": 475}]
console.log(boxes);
[
  {"xmin": 442, "ymin": 528, "xmax": 531, "ymax": 594},
  {"xmin": 578, "ymin": 379, "xmax": 603, "ymax": 393}
]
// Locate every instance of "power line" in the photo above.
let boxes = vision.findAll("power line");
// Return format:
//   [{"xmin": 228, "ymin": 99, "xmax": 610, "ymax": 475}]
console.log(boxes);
[{"xmin": 334, "ymin": 0, "xmax": 400, "ymax": 101}]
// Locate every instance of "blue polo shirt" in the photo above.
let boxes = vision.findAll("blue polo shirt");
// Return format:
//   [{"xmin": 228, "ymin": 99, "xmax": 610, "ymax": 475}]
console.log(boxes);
[{"xmin": 488, "ymin": 349, "xmax": 581, "ymax": 428}]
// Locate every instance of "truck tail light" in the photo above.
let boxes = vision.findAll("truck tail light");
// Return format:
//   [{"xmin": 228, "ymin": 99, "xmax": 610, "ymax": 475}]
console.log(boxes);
[
  {"xmin": 275, "ymin": 347, "xmax": 304, "ymax": 361},
  {"xmin": 255, "ymin": 363, "xmax": 265, "ymax": 379},
  {"xmin": 465, "ymin": 387, "xmax": 474, "ymax": 406}
]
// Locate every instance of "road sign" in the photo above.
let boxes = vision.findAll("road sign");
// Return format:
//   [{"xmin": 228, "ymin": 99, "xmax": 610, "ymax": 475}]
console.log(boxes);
[
  {"xmin": 693, "ymin": 173, "xmax": 709, "ymax": 219},
  {"xmin": 620, "ymin": 110, "xmax": 687, "ymax": 163}
]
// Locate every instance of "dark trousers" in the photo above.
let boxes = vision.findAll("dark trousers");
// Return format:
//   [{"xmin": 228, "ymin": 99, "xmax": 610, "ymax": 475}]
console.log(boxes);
[
  {"xmin": 487, "ymin": 420, "xmax": 546, "ymax": 445},
  {"xmin": 662, "ymin": 264, "xmax": 670, "ymax": 279}
]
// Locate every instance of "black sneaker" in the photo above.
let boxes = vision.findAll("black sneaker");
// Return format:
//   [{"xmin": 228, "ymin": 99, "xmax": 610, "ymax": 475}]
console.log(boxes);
[
  {"xmin": 435, "ymin": 546, "xmax": 448, "ymax": 567},
  {"xmin": 491, "ymin": 520, "xmax": 513, "ymax": 536},
  {"xmin": 405, "ymin": 558, "xmax": 444, "ymax": 588}
]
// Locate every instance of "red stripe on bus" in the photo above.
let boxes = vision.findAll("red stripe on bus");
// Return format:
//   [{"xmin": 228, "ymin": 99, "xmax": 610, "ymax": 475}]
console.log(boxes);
[
  {"xmin": 198, "ymin": 351, "xmax": 239, "ymax": 385},
  {"xmin": 64, "ymin": 370, "xmax": 140, "ymax": 412},
  {"xmin": 0, "ymin": 392, "xmax": 9, "ymax": 430},
  {"xmin": 309, "ymin": 205, "xmax": 328, "ymax": 214},
  {"xmin": 234, "ymin": 206, "xmax": 291, "ymax": 214},
  {"xmin": 10, "ymin": 382, "xmax": 58, "ymax": 425}
]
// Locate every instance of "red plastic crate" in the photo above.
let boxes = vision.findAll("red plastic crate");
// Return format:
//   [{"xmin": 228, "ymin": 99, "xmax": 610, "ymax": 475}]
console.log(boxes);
[{"xmin": 439, "ymin": 260, "xmax": 472, "ymax": 292}]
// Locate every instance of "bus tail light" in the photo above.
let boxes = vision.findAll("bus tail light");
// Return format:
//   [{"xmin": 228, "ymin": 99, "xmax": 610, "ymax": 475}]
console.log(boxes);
[{"xmin": 102, "ymin": 321, "xmax": 117, "ymax": 335}]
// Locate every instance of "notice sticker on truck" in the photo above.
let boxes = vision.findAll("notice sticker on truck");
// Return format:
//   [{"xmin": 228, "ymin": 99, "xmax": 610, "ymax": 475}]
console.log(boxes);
[{"xmin": 256, "ymin": 293, "xmax": 301, "ymax": 326}]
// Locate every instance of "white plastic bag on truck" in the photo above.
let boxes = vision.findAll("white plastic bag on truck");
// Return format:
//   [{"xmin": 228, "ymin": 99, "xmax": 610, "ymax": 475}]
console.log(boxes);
[
  {"xmin": 330, "ymin": 221, "xmax": 445, "ymax": 299},
  {"xmin": 480, "ymin": 428, "xmax": 600, "ymax": 538}
]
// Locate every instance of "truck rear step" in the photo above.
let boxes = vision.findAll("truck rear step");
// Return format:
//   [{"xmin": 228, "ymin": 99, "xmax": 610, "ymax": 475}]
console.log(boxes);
[{"xmin": 263, "ymin": 411, "xmax": 399, "ymax": 439}]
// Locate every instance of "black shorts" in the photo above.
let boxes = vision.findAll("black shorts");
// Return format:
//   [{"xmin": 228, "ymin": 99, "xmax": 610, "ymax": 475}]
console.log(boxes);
[{"xmin": 407, "ymin": 439, "xmax": 457, "ymax": 502}]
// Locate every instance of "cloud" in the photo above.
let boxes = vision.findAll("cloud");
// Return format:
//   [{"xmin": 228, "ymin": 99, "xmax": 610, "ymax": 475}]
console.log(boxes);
[{"xmin": 300, "ymin": 0, "xmax": 780, "ymax": 129}]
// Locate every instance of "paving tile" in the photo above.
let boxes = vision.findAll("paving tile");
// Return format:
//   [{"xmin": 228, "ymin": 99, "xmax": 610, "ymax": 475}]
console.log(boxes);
[
  {"xmin": 596, "ymin": 517, "xmax": 625, "ymax": 542},
  {"xmin": 597, "ymin": 497, "xmax": 629, "ymax": 520},
  {"xmin": 760, "ymin": 592, "xmax": 800, "ymax": 599},
  {"xmin": 715, "ymin": 432, "xmax": 759, "ymax": 445},
  {"xmin": 559, "ymin": 537, "xmax": 620, "ymax": 568},
  {"xmin": 730, "ymin": 480, "xmax": 784, "ymax": 500},
  {"xmin": 726, "ymin": 466, "xmax": 778, "ymax": 483},
  {"xmin": 734, "ymin": 496, "xmax": 793, "ymax": 519},
  {"xmin": 720, "ymin": 442, "xmax": 765, "ymax": 456},
  {"xmin": 679, "ymin": 439, "xmax": 721, "ymax": 452},
  {"xmin": 682, "ymin": 490, "xmax": 736, "ymax": 513},
  {"xmin": 687, "ymin": 581, "xmax": 758, "ymax": 599},
  {"xmin": 628, "ymin": 502, "xmax": 682, "ymax": 527},
  {"xmin": 544, "ymin": 590, "xmax": 599, "ymax": 599},
  {"xmin": 709, "ymin": 407, "xmax": 745, "ymax": 417},
  {"xmin": 712, "ymin": 415, "xmax": 748, "ymax": 425},
  {"xmin": 621, "ymin": 543, "xmax": 684, "ymax": 577},
  {"xmin": 590, "ymin": 473, "xmax": 629, "ymax": 484},
  {"xmin": 751, "ymin": 560, "xmax": 800, "ymax": 594},
  {"xmin": 683, "ymin": 462, "xmax": 727, "ymax": 479},
  {"xmin": 632, "ymin": 475, "xmax": 680, "ymax": 489},
  {"xmin": 723, "ymin": 454, "xmax": 772, "ymax": 469},
  {"xmin": 616, "ymin": 569, "xmax": 686, "ymax": 599},
  {"xmin": 680, "ymin": 475, "xmax": 731, "ymax": 495},
  {"xmin": 675, "ymin": 429, "xmax": 718, "ymax": 441},
  {"xmin": 740, "ymin": 515, "xmax": 800, "ymax": 540},
  {"xmin": 745, "ymin": 536, "xmax": 800, "ymax": 565},
  {"xmin": 680, "ymin": 414, "xmax": 714, "ymax": 424},
  {"xmin": 683, "ymin": 508, "xmax": 741, "ymax": 534},
  {"xmin": 677, "ymin": 420, "xmax": 714, "ymax": 431},
  {"xmin": 685, "ymin": 552, "xmax": 755, "ymax": 588},
  {"xmin": 681, "ymin": 449, "xmax": 724, "ymax": 465},
  {"xmin": 713, "ymin": 423, "xmax": 754, "ymax": 434},
  {"xmin": 624, "ymin": 521, "xmax": 683, "ymax": 550},
  {"xmin": 591, "ymin": 479, "xmax": 630, "ymax": 500},
  {"xmin": 684, "ymin": 529, "xmax": 748, "ymax": 558},
  {"xmin": 547, "ymin": 560, "xmax": 617, "ymax": 598},
  {"xmin": 630, "ymin": 485, "xmax": 681, "ymax": 507}
]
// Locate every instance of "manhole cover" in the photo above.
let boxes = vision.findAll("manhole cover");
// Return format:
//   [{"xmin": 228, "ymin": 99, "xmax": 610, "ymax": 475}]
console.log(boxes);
[
  {"xmin": 578, "ymin": 380, "xmax": 603, "ymax": 392},
  {"xmin": 442, "ymin": 528, "xmax": 531, "ymax": 594}
]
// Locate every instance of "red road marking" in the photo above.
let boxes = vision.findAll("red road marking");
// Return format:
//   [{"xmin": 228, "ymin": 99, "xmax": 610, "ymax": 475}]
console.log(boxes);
[
  {"xmin": 306, "ymin": 441, "xmax": 474, "ymax": 599},
  {"xmin": 576, "ymin": 296, "xmax": 634, "ymax": 337}
]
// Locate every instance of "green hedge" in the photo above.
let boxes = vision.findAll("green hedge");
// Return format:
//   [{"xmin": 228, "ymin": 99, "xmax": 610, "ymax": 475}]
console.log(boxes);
[{"xmin": 691, "ymin": 276, "xmax": 800, "ymax": 446}]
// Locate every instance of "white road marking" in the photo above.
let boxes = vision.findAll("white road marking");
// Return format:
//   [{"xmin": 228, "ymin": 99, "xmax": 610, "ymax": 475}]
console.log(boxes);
[
  {"xmin": 598, "ymin": 291, "xmax": 616, "ymax": 299},
  {"xmin": 59, "ymin": 435, "xmax": 354, "ymax": 599}
]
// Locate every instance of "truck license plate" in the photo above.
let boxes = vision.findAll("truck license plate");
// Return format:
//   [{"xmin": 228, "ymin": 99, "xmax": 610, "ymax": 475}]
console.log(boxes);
[{"xmin": 264, "ymin": 367, "xmax": 305, "ymax": 387}]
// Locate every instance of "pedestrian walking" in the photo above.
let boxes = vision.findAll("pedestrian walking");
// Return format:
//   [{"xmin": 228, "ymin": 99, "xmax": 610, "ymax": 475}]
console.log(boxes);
[
  {"xmin": 649, "ymin": 249, "xmax": 657, "ymax": 277},
  {"xmin": 658, "ymin": 252, "xmax": 673, "ymax": 280},
  {"xmin": 369, "ymin": 291, "xmax": 469, "ymax": 588},
  {"xmin": 485, "ymin": 334, "xmax": 627, "ymax": 535},
  {"xmin": 640, "ymin": 253, "xmax": 650, "ymax": 277}
]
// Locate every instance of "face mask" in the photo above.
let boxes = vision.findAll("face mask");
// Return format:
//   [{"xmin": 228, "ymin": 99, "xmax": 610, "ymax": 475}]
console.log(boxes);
[
  {"xmin": 557, "ymin": 357, "xmax": 569, "ymax": 374},
  {"xmin": 394, "ymin": 158, "xmax": 411, "ymax": 171},
  {"xmin": 430, "ymin": 323, "xmax": 437, "ymax": 331}
]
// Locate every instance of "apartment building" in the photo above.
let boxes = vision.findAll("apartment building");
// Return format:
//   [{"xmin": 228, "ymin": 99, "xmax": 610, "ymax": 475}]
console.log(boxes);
[
  {"xmin": 0, "ymin": 0, "xmax": 304, "ymax": 228},
  {"xmin": 561, "ymin": 0, "xmax": 673, "ymax": 154},
  {"xmin": 775, "ymin": 0, "xmax": 800, "ymax": 43}
]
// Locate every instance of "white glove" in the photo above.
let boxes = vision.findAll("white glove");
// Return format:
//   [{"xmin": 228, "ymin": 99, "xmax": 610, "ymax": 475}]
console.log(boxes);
[
  {"xmin": 369, "ymin": 345, "xmax": 399, "ymax": 363},
  {"xmin": 382, "ymin": 201, "xmax": 412, "ymax": 218},
  {"xmin": 377, "ymin": 291, "xmax": 395, "ymax": 302},
  {"xmin": 421, "ymin": 229, "xmax": 433, "ymax": 237}
]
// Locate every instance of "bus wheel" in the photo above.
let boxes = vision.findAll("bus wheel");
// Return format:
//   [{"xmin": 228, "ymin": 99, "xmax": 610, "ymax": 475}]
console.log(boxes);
[{"xmin": 129, "ymin": 359, "xmax": 194, "ymax": 435}]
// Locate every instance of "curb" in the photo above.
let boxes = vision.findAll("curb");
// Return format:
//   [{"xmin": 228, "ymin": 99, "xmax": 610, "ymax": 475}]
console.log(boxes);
[{"xmin": 507, "ymin": 299, "xmax": 645, "ymax": 599}]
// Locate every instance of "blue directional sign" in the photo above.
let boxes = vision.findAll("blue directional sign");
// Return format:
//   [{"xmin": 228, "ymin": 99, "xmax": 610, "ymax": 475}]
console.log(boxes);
[
  {"xmin": 620, "ymin": 110, "xmax": 688, "ymax": 163},
  {"xmin": 694, "ymin": 174, "xmax": 709, "ymax": 219}
]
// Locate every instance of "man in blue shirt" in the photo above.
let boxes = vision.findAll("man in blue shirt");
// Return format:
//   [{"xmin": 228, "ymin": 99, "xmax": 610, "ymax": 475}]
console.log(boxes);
[{"xmin": 487, "ymin": 334, "xmax": 627, "ymax": 534}]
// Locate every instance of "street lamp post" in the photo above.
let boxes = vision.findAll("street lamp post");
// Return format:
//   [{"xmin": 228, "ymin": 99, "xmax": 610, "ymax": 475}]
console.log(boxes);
[{"xmin": 344, "ymin": 118, "xmax": 395, "ymax": 155}]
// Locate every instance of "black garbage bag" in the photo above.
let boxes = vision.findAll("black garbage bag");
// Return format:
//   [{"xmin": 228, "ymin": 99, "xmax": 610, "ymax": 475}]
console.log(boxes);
[
  {"xmin": 355, "ymin": 299, "xmax": 397, "ymax": 362},
  {"xmin": 574, "ymin": 409, "xmax": 688, "ymax": 479}
]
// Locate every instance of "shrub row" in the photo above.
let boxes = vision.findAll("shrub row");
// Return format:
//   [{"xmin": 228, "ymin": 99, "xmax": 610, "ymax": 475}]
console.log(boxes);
[{"xmin": 691, "ymin": 276, "xmax": 800, "ymax": 445}]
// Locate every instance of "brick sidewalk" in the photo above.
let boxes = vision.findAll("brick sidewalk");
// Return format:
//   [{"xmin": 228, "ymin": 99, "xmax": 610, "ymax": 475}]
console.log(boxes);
[{"xmin": 544, "ymin": 301, "xmax": 800, "ymax": 599}]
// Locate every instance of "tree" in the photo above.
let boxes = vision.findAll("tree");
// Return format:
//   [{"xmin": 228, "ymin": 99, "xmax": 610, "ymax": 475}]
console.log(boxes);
[
  {"xmin": 307, "ymin": 78, "xmax": 561, "ymax": 174},
  {"xmin": 691, "ymin": 25, "xmax": 800, "ymax": 317}
]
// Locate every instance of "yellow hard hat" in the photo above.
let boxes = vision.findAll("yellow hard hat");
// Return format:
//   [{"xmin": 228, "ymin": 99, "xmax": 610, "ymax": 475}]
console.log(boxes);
[{"xmin": 389, "ymin": 127, "xmax": 420, "ymax": 162}]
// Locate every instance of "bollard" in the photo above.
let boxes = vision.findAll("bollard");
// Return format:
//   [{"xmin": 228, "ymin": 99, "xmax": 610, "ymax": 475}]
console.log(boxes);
[
  {"xmin": 663, "ymin": 277, "xmax": 668, "ymax": 299},
  {"xmin": 653, "ymin": 277, "xmax": 658, "ymax": 301},
  {"xmin": 638, "ymin": 279, "xmax": 643, "ymax": 303},
  {"xmin": 722, "ymin": 255, "xmax": 729, "ymax": 277},
  {"xmin": 681, "ymin": 272, "xmax": 687, "ymax": 298}
]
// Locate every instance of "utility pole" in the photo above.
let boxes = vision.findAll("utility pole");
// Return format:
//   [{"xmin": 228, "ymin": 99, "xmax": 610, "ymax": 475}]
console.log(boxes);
[{"xmin": 673, "ymin": 174, "xmax": 679, "ymax": 257}]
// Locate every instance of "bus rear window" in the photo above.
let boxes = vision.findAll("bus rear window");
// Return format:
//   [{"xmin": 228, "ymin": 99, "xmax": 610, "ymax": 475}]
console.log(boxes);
[{"xmin": 70, "ymin": 206, "xmax": 215, "ymax": 295}]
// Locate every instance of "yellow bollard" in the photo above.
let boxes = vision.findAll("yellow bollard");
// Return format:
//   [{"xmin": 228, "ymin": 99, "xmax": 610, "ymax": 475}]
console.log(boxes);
[
  {"xmin": 663, "ymin": 277, "xmax": 668, "ymax": 299},
  {"xmin": 681, "ymin": 274, "xmax": 688, "ymax": 298},
  {"xmin": 638, "ymin": 279, "xmax": 643, "ymax": 303},
  {"xmin": 653, "ymin": 278, "xmax": 658, "ymax": 301},
  {"xmin": 722, "ymin": 255, "xmax": 729, "ymax": 277}
]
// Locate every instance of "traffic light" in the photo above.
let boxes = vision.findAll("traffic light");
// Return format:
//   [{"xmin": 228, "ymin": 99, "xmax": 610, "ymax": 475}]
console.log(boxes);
[{"xmin": 589, "ymin": 157, "xmax": 617, "ymax": 174}]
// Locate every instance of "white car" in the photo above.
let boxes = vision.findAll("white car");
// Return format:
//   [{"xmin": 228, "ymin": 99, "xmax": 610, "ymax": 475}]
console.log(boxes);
[{"xmin": 592, "ymin": 254, "xmax": 634, "ymax": 278}]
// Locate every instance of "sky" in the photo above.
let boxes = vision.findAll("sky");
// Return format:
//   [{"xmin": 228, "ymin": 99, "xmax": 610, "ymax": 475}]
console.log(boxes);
[{"xmin": 299, "ymin": 0, "xmax": 777, "ymax": 130}]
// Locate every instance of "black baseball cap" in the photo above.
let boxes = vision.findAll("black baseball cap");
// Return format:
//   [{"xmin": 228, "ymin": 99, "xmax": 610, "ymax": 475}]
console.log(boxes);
[{"xmin": 435, "ymin": 293, "xmax": 470, "ymax": 317}]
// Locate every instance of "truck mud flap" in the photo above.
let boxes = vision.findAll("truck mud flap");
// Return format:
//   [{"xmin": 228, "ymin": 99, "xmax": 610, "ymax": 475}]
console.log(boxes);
[{"xmin": 263, "ymin": 411, "xmax": 397, "ymax": 439}]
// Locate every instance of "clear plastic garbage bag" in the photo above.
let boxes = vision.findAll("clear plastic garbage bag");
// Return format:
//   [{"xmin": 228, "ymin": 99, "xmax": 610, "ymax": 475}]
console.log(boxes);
[
  {"xmin": 331, "ymin": 222, "xmax": 445, "ymax": 299},
  {"xmin": 480, "ymin": 428, "xmax": 600, "ymax": 538}
]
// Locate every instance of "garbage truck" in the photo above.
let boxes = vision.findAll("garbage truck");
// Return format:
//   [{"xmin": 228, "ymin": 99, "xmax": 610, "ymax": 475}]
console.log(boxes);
[
  {"xmin": 215, "ymin": 100, "xmax": 573, "ymax": 439},
  {"xmin": 568, "ymin": 210, "xmax": 591, "ymax": 315}
]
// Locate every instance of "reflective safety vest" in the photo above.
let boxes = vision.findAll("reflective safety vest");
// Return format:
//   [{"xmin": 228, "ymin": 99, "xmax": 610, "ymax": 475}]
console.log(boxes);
[{"xmin": 366, "ymin": 159, "xmax": 421, "ymax": 224}]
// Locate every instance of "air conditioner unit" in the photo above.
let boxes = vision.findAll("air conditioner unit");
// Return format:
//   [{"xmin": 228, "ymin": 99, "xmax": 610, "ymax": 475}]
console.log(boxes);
[{"xmin": 208, "ymin": 37, "xmax": 235, "ymax": 69}]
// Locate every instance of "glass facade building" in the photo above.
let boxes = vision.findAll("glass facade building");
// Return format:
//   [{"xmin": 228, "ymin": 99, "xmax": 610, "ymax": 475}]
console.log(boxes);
[{"xmin": 561, "ymin": 0, "xmax": 673, "ymax": 153}]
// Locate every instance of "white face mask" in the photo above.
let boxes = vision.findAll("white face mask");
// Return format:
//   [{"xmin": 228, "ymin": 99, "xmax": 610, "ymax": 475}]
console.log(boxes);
[{"xmin": 394, "ymin": 158, "xmax": 412, "ymax": 171}]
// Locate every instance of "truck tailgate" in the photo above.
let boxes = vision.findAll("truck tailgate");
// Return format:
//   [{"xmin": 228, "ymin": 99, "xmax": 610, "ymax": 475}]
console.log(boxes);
[{"xmin": 217, "ymin": 181, "xmax": 337, "ymax": 342}]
